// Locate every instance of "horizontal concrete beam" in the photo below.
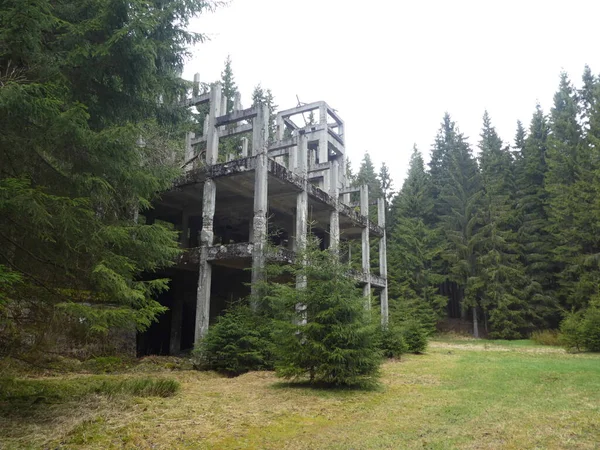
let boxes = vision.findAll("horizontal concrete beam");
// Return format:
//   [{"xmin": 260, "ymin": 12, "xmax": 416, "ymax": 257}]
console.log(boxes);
[
  {"xmin": 216, "ymin": 107, "xmax": 258, "ymax": 127},
  {"xmin": 278, "ymin": 101, "xmax": 325, "ymax": 119},
  {"xmin": 191, "ymin": 123, "xmax": 253, "ymax": 145},
  {"xmin": 268, "ymin": 137, "xmax": 297, "ymax": 152},
  {"xmin": 181, "ymin": 93, "xmax": 210, "ymax": 107},
  {"xmin": 177, "ymin": 242, "xmax": 296, "ymax": 266}
]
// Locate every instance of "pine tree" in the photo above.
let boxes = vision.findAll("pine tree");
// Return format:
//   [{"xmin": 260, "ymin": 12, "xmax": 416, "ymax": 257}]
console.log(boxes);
[
  {"xmin": 514, "ymin": 105, "xmax": 558, "ymax": 327},
  {"xmin": 388, "ymin": 147, "xmax": 445, "ymax": 332},
  {"xmin": 475, "ymin": 112, "xmax": 531, "ymax": 338},
  {"xmin": 434, "ymin": 115, "xmax": 482, "ymax": 335},
  {"xmin": 0, "ymin": 0, "xmax": 213, "ymax": 356},
  {"xmin": 266, "ymin": 237, "xmax": 381, "ymax": 387},
  {"xmin": 545, "ymin": 73, "xmax": 586, "ymax": 310},
  {"xmin": 221, "ymin": 55, "xmax": 238, "ymax": 114}
]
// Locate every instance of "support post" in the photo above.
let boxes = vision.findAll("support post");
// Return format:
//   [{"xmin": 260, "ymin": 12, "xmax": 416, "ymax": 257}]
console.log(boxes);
[
  {"xmin": 378, "ymin": 197, "xmax": 389, "ymax": 327},
  {"xmin": 250, "ymin": 105, "xmax": 269, "ymax": 305},
  {"xmin": 206, "ymin": 84, "xmax": 222, "ymax": 165},
  {"xmin": 184, "ymin": 132, "xmax": 195, "ymax": 166},
  {"xmin": 193, "ymin": 73, "xmax": 200, "ymax": 97},
  {"xmin": 170, "ymin": 278, "xmax": 183, "ymax": 355},
  {"xmin": 241, "ymin": 137, "xmax": 249, "ymax": 157},
  {"xmin": 329, "ymin": 159, "xmax": 340, "ymax": 253},
  {"xmin": 195, "ymin": 178, "xmax": 216, "ymax": 344},
  {"xmin": 360, "ymin": 184, "xmax": 371, "ymax": 303},
  {"xmin": 180, "ymin": 210, "xmax": 189, "ymax": 248}
]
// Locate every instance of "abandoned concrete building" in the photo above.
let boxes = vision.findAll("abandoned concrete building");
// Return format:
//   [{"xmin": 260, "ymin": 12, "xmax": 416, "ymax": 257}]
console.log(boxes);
[{"xmin": 137, "ymin": 77, "xmax": 389, "ymax": 355}]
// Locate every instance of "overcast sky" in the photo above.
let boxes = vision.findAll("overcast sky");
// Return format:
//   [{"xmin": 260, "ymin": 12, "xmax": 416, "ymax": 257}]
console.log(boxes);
[{"xmin": 183, "ymin": 0, "xmax": 600, "ymax": 191}]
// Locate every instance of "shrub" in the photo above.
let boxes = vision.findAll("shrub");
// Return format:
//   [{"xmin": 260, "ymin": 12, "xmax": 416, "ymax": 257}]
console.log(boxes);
[
  {"xmin": 193, "ymin": 305, "xmax": 274, "ymax": 376},
  {"xmin": 268, "ymin": 239, "xmax": 382, "ymax": 387},
  {"xmin": 530, "ymin": 330, "xmax": 561, "ymax": 346},
  {"xmin": 378, "ymin": 326, "xmax": 407, "ymax": 359},
  {"xmin": 581, "ymin": 305, "xmax": 600, "ymax": 352},
  {"xmin": 560, "ymin": 311, "xmax": 586, "ymax": 352},
  {"xmin": 402, "ymin": 320, "xmax": 428, "ymax": 354}
]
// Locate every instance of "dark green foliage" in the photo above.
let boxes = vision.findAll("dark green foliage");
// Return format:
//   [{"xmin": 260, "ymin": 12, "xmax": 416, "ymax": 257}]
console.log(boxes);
[
  {"xmin": 193, "ymin": 305, "xmax": 274, "ymax": 376},
  {"xmin": 264, "ymin": 238, "xmax": 381, "ymax": 387},
  {"xmin": 561, "ymin": 300, "xmax": 600, "ymax": 352},
  {"xmin": 560, "ymin": 311, "xmax": 587, "ymax": 352},
  {"xmin": 402, "ymin": 320, "xmax": 428, "ymax": 354},
  {"xmin": 378, "ymin": 326, "xmax": 407, "ymax": 359},
  {"xmin": 0, "ymin": 0, "xmax": 216, "ymax": 356},
  {"xmin": 0, "ymin": 376, "xmax": 179, "ymax": 404}
]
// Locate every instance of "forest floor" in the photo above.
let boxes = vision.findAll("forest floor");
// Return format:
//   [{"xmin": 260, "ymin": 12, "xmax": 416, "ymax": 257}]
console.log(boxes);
[{"xmin": 1, "ymin": 337, "xmax": 599, "ymax": 449}]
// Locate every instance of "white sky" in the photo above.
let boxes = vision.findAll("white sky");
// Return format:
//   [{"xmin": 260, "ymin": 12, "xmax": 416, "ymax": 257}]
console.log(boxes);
[{"xmin": 183, "ymin": 0, "xmax": 600, "ymax": 191}]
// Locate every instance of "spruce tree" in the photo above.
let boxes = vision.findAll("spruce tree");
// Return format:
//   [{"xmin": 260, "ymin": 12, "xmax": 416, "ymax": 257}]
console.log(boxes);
[
  {"xmin": 267, "ymin": 238, "xmax": 381, "ymax": 387},
  {"xmin": 514, "ymin": 105, "xmax": 558, "ymax": 327},
  {"xmin": 0, "ymin": 0, "xmax": 214, "ymax": 355},
  {"xmin": 434, "ymin": 116, "xmax": 482, "ymax": 335},
  {"xmin": 388, "ymin": 147, "xmax": 445, "ymax": 332},
  {"xmin": 476, "ymin": 112, "xmax": 531, "ymax": 338}
]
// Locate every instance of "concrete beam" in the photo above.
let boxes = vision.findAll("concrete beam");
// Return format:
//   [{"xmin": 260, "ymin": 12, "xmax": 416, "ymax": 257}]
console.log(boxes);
[{"xmin": 216, "ymin": 107, "xmax": 258, "ymax": 127}]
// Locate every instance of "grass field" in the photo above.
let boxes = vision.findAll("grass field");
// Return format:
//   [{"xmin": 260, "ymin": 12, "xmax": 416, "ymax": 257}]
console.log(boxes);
[{"xmin": 1, "ymin": 339, "xmax": 599, "ymax": 449}]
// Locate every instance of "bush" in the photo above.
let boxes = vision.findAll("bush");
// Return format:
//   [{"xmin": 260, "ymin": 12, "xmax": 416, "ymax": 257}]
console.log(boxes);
[
  {"xmin": 268, "ymin": 240, "xmax": 382, "ymax": 387},
  {"xmin": 402, "ymin": 320, "xmax": 428, "ymax": 354},
  {"xmin": 581, "ymin": 305, "xmax": 600, "ymax": 352},
  {"xmin": 560, "ymin": 311, "xmax": 586, "ymax": 351},
  {"xmin": 530, "ymin": 330, "xmax": 561, "ymax": 346},
  {"xmin": 193, "ymin": 305, "xmax": 274, "ymax": 376},
  {"xmin": 378, "ymin": 326, "xmax": 407, "ymax": 359}
]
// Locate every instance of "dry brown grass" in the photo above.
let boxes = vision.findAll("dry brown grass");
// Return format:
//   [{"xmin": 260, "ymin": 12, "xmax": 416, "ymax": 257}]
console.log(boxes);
[{"xmin": 1, "ymin": 343, "xmax": 599, "ymax": 449}]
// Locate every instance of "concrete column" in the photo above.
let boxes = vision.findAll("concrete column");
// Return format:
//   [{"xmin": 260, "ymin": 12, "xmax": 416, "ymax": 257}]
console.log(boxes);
[
  {"xmin": 241, "ymin": 137, "xmax": 249, "ymax": 158},
  {"xmin": 276, "ymin": 116, "xmax": 285, "ymax": 141},
  {"xmin": 233, "ymin": 92, "xmax": 242, "ymax": 111},
  {"xmin": 206, "ymin": 84, "xmax": 222, "ymax": 165},
  {"xmin": 193, "ymin": 73, "xmax": 200, "ymax": 97},
  {"xmin": 252, "ymin": 104, "xmax": 269, "ymax": 157},
  {"xmin": 360, "ymin": 184, "xmax": 371, "ymax": 303},
  {"xmin": 250, "ymin": 105, "xmax": 269, "ymax": 303},
  {"xmin": 220, "ymin": 95, "xmax": 228, "ymax": 116},
  {"xmin": 170, "ymin": 278, "xmax": 183, "ymax": 354},
  {"xmin": 329, "ymin": 159, "xmax": 340, "ymax": 254},
  {"xmin": 195, "ymin": 178, "xmax": 216, "ymax": 344},
  {"xmin": 184, "ymin": 132, "xmax": 195, "ymax": 166},
  {"xmin": 180, "ymin": 210, "xmax": 189, "ymax": 248},
  {"xmin": 378, "ymin": 197, "xmax": 389, "ymax": 327},
  {"xmin": 295, "ymin": 136, "xmax": 309, "ymax": 315}
]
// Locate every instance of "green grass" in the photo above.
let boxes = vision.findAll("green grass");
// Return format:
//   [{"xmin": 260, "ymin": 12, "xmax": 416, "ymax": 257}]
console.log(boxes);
[{"xmin": 1, "ymin": 340, "xmax": 599, "ymax": 449}]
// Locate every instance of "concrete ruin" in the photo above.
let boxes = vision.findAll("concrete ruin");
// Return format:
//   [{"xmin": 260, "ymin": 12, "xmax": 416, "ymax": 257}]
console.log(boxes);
[{"xmin": 137, "ymin": 77, "xmax": 388, "ymax": 355}]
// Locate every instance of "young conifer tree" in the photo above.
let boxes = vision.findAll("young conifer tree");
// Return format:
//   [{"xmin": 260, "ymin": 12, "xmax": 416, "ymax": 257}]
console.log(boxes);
[{"xmin": 264, "ymin": 236, "xmax": 381, "ymax": 387}]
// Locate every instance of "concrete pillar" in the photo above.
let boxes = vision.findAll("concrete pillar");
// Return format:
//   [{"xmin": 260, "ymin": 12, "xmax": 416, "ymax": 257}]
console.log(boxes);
[
  {"xmin": 180, "ymin": 210, "xmax": 189, "ymax": 248},
  {"xmin": 195, "ymin": 178, "xmax": 216, "ymax": 344},
  {"xmin": 206, "ymin": 84, "xmax": 222, "ymax": 165},
  {"xmin": 241, "ymin": 137, "xmax": 248, "ymax": 158},
  {"xmin": 252, "ymin": 104, "xmax": 269, "ymax": 157},
  {"xmin": 295, "ymin": 135, "xmax": 309, "ymax": 320},
  {"xmin": 378, "ymin": 197, "xmax": 389, "ymax": 327},
  {"xmin": 220, "ymin": 95, "xmax": 228, "ymax": 117},
  {"xmin": 276, "ymin": 116, "xmax": 285, "ymax": 141},
  {"xmin": 250, "ymin": 105, "xmax": 269, "ymax": 304},
  {"xmin": 329, "ymin": 160, "xmax": 340, "ymax": 254},
  {"xmin": 184, "ymin": 132, "xmax": 195, "ymax": 166},
  {"xmin": 193, "ymin": 73, "xmax": 200, "ymax": 97},
  {"xmin": 170, "ymin": 278, "xmax": 183, "ymax": 354},
  {"xmin": 360, "ymin": 184, "xmax": 371, "ymax": 303},
  {"xmin": 233, "ymin": 92, "xmax": 242, "ymax": 111}
]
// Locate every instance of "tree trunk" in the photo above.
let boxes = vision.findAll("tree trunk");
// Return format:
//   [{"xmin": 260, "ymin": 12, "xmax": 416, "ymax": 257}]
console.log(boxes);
[{"xmin": 473, "ymin": 307, "xmax": 479, "ymax": 338}]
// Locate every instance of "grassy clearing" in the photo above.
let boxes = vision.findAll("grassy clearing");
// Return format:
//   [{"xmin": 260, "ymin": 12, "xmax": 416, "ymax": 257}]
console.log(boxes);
[{"xmin": 1, "ymin": 340, "xmax": 599, "ymax": 449}]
